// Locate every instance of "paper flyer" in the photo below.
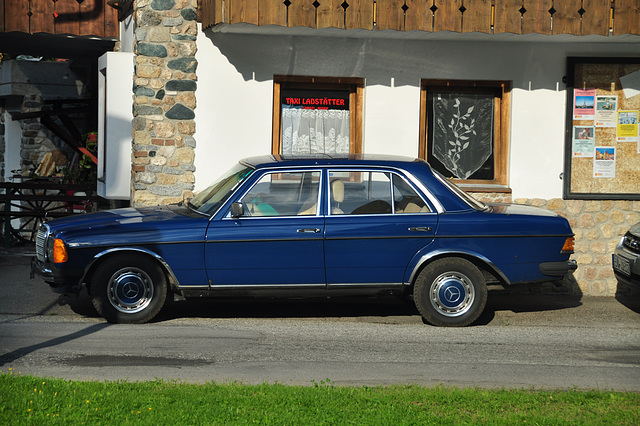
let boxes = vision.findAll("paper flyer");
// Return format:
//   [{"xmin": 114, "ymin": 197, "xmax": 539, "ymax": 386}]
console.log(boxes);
[
  {"xmin": 573, "ymin": 89, "xmax": 596, "ymax": 120},
  {"xmin": 616, "ymin": 110, "xmax": 639, "ymax": 142},
  {"xmin": 572, "ymin": 125, "xmax": 595, "ymax": 157},
  {"xmin": 595, "ymin": 96, "xmax": 617, "ymax": 127},
  {"xmin": 593, "ymin": 147, "xmax": 616, "ymax": 178}
]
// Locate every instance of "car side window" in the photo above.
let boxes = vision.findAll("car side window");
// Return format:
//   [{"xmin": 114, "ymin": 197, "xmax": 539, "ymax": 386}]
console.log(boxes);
[
  {"xmin": 329, "ymin": 170, "xmax": 431, "ymax": 215},
  {"xmin": 240, "ymin": 171, "xmax": 321, "ymax": 217},
  {"xmin": 393, "ymin": 174, "xmax": 431, "ymax": 214},
  {"xmin": 329, "ymin": 171, "xmax": 393, "ymax": 215}
]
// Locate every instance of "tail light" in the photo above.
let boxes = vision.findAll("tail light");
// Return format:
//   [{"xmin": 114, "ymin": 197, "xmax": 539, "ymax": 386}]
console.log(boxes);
[{"xmin": 561, "ymin": 237, "xmax": 575, "ymax": 255}]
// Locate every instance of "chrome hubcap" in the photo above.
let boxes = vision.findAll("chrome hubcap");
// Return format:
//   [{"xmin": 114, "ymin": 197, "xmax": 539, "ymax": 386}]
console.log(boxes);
[
  {"xmin": 107, "ymin": 267, "xmax": 154, "ymax": 314},
  {"xmin": 430, "ymin": 271, "xmax": 475, "ymax": 317}
]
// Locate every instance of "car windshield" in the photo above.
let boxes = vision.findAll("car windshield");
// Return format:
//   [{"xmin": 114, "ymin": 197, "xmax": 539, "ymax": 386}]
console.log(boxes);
[
  {"xmin": 433, "ymin": 169, "xmax": 489, "ymax": 211},
  {"xmin": 188, "ymin": 163, "xmax": 254, "ymax": 215}
]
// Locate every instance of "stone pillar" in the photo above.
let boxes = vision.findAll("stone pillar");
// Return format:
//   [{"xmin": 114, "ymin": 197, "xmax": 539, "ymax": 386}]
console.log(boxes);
[{"xmin": 131, "ymin": 0, "xmax": 198, "ymax": 206}]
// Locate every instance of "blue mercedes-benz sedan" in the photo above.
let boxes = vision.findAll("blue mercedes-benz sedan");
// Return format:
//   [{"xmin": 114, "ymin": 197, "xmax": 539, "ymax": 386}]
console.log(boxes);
[{"xmin": 32, "ymin": 155, "xmax": 577, "ymax": 326}]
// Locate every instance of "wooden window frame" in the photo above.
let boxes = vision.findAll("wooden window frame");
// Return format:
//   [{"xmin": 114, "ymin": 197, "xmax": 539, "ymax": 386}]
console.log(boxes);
[
  {"xmin": 272, "ymin": 75, "xmax": 364, "ymax": 155},
  {"xmin": 419, "ymin": 79, "xmax": 511, "ymax": 188}
]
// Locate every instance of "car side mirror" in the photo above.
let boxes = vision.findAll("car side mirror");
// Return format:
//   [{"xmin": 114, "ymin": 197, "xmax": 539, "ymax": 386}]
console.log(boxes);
[{"xmin": 230, "ymin": 202, "xmax": 245, "ymax": 218}]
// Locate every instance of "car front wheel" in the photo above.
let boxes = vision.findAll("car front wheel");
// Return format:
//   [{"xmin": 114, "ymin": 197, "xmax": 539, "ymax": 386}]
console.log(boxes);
[
  {"xmin": 90, "ymin": 254, "xmax": 167, "ymax": 324},
  {"xmin": 413, "ymin": 258, "xmax": 487, "ymax": 327}
]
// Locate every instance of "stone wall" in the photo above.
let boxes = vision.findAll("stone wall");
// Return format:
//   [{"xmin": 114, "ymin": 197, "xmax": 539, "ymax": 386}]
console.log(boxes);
[
  {"xmin": 19, "ymin": 94, "xmax": 63, "ymax": 175},
  {"xmin": 470, "ymin": 190, "xmax": 640, "ymax": 296},
  {"xmin": 131, "ymin": 0, "xmax": 198, "ymax": 206}
]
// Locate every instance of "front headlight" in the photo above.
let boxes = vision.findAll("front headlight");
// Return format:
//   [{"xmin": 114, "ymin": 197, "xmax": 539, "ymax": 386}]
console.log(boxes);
[{"xmin": 46, "ymin": 235, "xmax": 55, "ymax": 263}]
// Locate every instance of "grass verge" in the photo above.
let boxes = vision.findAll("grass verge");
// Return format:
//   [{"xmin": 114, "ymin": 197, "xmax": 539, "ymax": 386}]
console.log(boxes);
[{"xmin": 1, "ymin": 371, "xmax": 639, "ymax": 424}]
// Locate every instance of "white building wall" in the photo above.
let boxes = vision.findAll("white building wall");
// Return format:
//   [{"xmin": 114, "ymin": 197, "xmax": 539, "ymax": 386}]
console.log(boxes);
[
  {"xmin": 194, "ymin": 28, "xmax": 640, "ymax": 199},
  {"xmin": 364, "ymin": 84, "xmax": 420, "ymax": 157}
]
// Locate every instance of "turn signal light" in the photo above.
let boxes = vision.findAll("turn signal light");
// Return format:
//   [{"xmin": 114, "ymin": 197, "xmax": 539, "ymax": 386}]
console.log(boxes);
[
  {"xmin": 561, "ymin": 237, "xmax": 575, "ymax": 255},
  {"xmin": 53, "ymin": 239, "xmax": 68, "ymax": 263}
]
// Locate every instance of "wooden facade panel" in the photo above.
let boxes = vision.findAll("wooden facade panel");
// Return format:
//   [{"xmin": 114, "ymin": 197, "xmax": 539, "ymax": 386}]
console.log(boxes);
[
  {"xmin": 79, "ymin": 0, "xmax": 106, "ymax": 37},
  {"xmin": 404, "ymin": 0, "xmax": 432, "ymax": 32},
  {"xmin": 259, "ymin": 0, "xmax": 288, "ymax": 26},
  {"xmin": 613, "ymin": 0, "xmax": 640, "ymax": 36},
  {"xmin": 552, "ymin": 1, "xmax": 581, "ymax": 35},
  {"xmin": 521, "ymin": 0, "xmax": 552, "ymax": 34},
  {"xmin": 317, "ymin": 0, "xmax": 345, "ymax": 29},
  {"xmin": 288, "ymin": 0, "xmax": 316, "ymax": 28},
  {"xmin": 30, "ymin": 0, "xmax": 55, "ymax": 34},
  {"xmin": 0, "ymin": 0, "xmax": 117, "ymax": 38},
  {"xmin": 493, "ymin": 0, "xmax": 519, "ymax": 34},
  {"xmin": 581, "ymin": 0, "xmax": 610, "ymax": 36},
  {"xmin": 493, "ymin": 0, "xmax": 523, "ymax": 34},
  {"xmin": 462, "ymin": 0, "xmax": 492, "ymax": 33},
  {"xmin": 345, "ymin": 0, "xmax": 374, "ymax": 30},
  {"xmin": 229, "ymin": 0, "xmax": 259, "ymax": 25},
  {"xmin": 375, "ymin": 0, "xmax": 405, "ymax": 31},
  {"xmin": 3, "ymin": 0, "xmax": 30, "ymax": 32},
  {"xmin": 2, "ymin": 0, "xmax": 630, "ymax": 37},
  {"xmin": 216, "ymin": 0, "xmax": 226, "ymax": 24},
  {"xmin": 198, "ymin": 0, "xmax": 215, "ymax": 29},
  {"xmin": 433, "ymin": 0, "xmax": 462, "ymax": 33},
  {"xmin": 54, "ymin": 1, "xmax": 81, "ymax": 36},
  {"xmin": 103, "ymin": 2, "xmax": 118, "ymax": 38}
]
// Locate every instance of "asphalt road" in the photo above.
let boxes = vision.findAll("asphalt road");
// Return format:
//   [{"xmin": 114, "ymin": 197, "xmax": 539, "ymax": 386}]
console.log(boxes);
[{"xmin": 1, "ymin": 245, "xmax": 639, "ymax": 390}]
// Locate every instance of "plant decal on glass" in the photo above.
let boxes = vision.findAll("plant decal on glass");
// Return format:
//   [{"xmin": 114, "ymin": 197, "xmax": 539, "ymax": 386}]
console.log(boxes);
[{"xmin": 432, "ymin": 93, "xmax": 493, "ymax": 180}]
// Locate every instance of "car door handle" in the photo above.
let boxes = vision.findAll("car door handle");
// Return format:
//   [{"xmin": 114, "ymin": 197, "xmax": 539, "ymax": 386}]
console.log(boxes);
[
  {"xmin": 297, "ymin": 228, "xmax": 321, "ymax": 234},
  {"xmin": 408, "ymin": 227, "xmax": 432, "ymax": 232}
]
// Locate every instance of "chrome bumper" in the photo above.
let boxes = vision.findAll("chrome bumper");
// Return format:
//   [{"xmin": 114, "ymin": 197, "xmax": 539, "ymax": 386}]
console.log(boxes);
[
  {"xmin": 31, "ymin": 257, "xmax": 82, "ymax": 294},
  {"xmin": 539, "ymin": 260, "xmax": 578, "ymax": 277}
]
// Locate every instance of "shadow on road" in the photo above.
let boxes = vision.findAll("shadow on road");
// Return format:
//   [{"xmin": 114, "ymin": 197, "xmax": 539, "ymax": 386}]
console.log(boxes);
[
  {"xmin": 0, "ymin": 323, "xmax": 111, "ymax": 367},
  {"xmin": 153, "ymin": 289, "xmax": 590, "ymax": 326},
  {"xmin": 157, "ymin": 296, "xmax": 421, "ymax": 322}
]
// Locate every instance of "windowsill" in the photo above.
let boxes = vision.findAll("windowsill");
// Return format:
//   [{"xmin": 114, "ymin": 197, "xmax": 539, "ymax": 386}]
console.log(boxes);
[{"xmin": 457, "ymin": 184, "xmax": 512, "ymax": 193}]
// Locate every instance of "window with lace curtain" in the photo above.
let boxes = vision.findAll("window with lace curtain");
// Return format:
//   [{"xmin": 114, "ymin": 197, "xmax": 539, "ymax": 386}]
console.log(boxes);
[
  {"xmin": 419, "ymin": 80, "xmax": 510, "ymax": 187},
  {"xmin": 273, "ymin": 76, "xmax": 363, "ymax": 156}
]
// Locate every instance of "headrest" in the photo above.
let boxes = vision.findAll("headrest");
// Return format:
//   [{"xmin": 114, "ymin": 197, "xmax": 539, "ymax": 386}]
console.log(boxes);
[{"xmin": 331, "ymin": 179, "xmax": 344, "ymax": 203}]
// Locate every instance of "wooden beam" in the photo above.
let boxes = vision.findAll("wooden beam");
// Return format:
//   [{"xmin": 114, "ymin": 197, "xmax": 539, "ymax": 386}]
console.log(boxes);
[{"xmin": 40, "ymin": 116, "xmax": 84, "ymax": 155}]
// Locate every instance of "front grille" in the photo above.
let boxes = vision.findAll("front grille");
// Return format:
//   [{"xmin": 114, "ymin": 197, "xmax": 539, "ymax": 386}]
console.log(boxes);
[
  {"xmin": 35, "ymin": 224, "xmax": 49, "ymax": 262},
  {"xmin": 623, "ymin": 231, "xmax": 640, "ymax": 254}
]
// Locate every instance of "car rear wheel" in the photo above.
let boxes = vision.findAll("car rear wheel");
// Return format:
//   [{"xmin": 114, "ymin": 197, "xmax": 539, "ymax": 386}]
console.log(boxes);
[
  {"xmin": 90, "ymin": 254, "xmax": 167, "ymax": 324},
  {"xmin": 413, "ymin": 258, "xmax": 487, "ymax": 327}
]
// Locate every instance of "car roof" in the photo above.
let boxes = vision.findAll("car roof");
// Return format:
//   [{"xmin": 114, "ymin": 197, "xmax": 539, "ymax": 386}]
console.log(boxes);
[{"xmin": 240, "ymin": 154, "xmax": 428, "ymax": 169}]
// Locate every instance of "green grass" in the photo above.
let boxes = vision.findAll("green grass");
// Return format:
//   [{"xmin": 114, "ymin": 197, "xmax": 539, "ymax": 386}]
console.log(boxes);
[{"xmin": 1, "ymin": 370, "xmax": 638, "ymax": 424}]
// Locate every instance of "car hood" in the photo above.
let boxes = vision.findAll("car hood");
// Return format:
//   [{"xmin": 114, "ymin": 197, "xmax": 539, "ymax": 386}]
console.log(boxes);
[
  {"xmin": 45, "ymin": 205, "xmax": 206, "ymax": 246},
  {"xmin": 628, "ymin": 222, "xmax": 640, "ymax": 238}
]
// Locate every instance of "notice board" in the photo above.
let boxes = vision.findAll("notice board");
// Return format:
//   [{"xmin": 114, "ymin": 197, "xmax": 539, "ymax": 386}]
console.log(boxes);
[{"xmin": 564, "ymin": 57, "xmax": 640, "ymax": 200}]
